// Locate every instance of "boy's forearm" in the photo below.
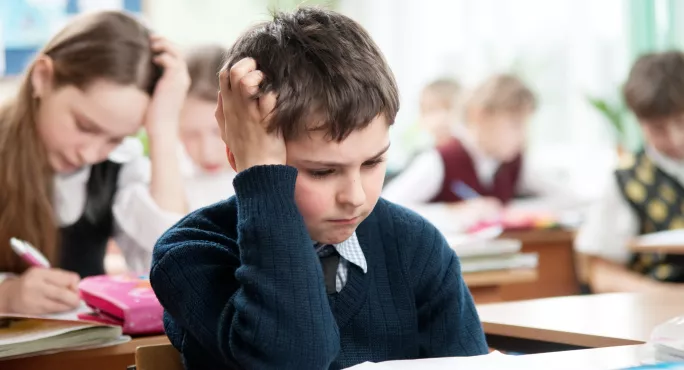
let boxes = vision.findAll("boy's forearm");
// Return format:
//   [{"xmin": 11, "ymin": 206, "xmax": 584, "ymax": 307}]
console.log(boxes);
[
  {"xmin": 229, "ymin": 165, "xmax": 340, "ymax": 367},
  {"xmin": 588, "ymin": 256, "xmax": 674, "ymax": 294},
  {"xmin": 416, "ymin": 234, "xmax": 488, "ymax": 356}
]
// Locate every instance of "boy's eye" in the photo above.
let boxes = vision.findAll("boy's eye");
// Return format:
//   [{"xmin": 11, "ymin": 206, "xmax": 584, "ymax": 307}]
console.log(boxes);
[
  {"xmin": 363, "ymin": 158, "xmax": 385, "ymax": 168},
  {"xmin": 308, "ymin": 169, "xmax": 335, "ymax": 179}
]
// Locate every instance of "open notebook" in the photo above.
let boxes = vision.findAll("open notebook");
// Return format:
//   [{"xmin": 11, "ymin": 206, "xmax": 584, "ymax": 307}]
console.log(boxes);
[{"xmin": 0, "ymin": 315, "xmax": 128, "ymax": 359}]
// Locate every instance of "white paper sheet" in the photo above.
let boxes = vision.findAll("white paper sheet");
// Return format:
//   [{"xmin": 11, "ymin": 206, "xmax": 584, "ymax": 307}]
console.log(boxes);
[{"xmin": 345, "ymin": 351, "xmax": 510, "ymax": 370}]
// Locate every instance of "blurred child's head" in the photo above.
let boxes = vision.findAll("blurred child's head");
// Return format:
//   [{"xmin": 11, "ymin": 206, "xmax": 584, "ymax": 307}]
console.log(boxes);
[
  {"xmin": 181, "ymin": 45, "xmax": 231, "ymax": 174},
  {"xmin": 221, "ymin": 7, "xmax": 399, "ymax": 244},
  {"xmin": 419, "ymin": 78, "xmax": 462, "ymax": 141},
  {"xmin": 464, "ymin": 74, "xmax": 536, "ymax": 162},
  {"xmin": 624, "ymin": 51, "xmax": 684, "ymax": 161},
  {"xmin": 0, "ymin": 11, "xmax": 159, "ymax": 272}
]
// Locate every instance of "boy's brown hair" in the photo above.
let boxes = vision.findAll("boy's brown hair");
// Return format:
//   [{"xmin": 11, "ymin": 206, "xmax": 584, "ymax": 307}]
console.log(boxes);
[
  {"xmin": 223, "ymin": 7, "xmax": 400, "ymax": 141},
  {"xmin": 623, "ymin": 51, "xmax": 684, "ymax": 120},
  {"xmin": 186, "ymin": 44, "xmax": 228, "ymax": 102},
  {"xmin": 467, "ymin": 74, "xmax": 537, "ymax": 114}
]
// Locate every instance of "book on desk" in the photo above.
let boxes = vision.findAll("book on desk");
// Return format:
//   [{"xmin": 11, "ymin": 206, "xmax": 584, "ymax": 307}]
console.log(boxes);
[{"xmin": 0, "ymin": 314, "xmax": 129, "ymax": 360}]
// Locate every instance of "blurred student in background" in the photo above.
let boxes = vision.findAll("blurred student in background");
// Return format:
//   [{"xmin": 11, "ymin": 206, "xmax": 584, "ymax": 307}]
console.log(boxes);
[
  {"xmin": 418, "ymin": 78, "xmax": 463, "ymax": 147},
  {"xmin": 576, "ymin": 51, "xmax": 684, "ymax": 293},
  {"xmin": 384, "ymin": 74, "xmax": 572, "ymax": 219},
  {"xmin": 0, "ymin": 11, "xmax": 188, "ymax": 314},
  {"xmin": 179, "ymin": 44, "xmax": 236, "ymax": 210},
  {"xmin": 385, "ymin": 78, "xmax": 462, "ymax": 184}
]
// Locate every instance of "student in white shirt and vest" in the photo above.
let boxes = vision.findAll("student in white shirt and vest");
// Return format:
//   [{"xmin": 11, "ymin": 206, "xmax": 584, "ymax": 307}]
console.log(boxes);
[
  {"xmin": 576, "ymin": 51, "xmax": 684, "ymax": 293},
  {"xmin": 383, "ymin": 75, "xmax": 573, "ymax": 219},
  {"xmin": 0, "ymin": 11, "xmax": 189, "ymax": 315},
  {"xmin": 178, "ymin": 45, "xmax": 237, "ymax": 210}
]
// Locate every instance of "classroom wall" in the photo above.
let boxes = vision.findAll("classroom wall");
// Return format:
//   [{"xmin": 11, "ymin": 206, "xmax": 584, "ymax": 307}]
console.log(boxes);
[
  {"xmin": 145, "ymin": 0, "xmax": 271, "ymax": 47},
  {"xmin": 0, "ymin": 0, "xmax": 273, "ymax": 103},
  {"xmin": 0, "ymin": 78, "xmax": 18, "ymax": 103}
]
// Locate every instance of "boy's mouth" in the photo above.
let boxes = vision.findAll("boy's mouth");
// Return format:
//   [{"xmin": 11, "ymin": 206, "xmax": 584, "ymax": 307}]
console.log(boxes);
[{"xmin": 328, "ymin": 216, "xmax": 360, "ymax": 225}]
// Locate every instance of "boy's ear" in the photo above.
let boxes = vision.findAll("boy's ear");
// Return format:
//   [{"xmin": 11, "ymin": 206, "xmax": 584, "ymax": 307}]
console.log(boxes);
[{"xmin": 226, "ymin": 147, "xmax": 237, "ymax": 172}]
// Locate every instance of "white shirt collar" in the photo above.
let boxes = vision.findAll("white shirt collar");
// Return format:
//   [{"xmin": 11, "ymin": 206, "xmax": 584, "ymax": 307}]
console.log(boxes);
[
  {"xmin": 319, "ymin": 232, "xmax": 367, "ymax": 273},
  {"xmin": 457, "ymin": 130, "xmax": 501, "ymax": 187},
  {"xmin": 645, "ymin": 146, "xmax": 684, "ymax": 184}
]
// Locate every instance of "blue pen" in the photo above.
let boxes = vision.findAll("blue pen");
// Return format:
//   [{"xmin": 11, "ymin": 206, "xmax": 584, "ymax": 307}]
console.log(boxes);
[{"xmin": 450, "ymin": 181, "xmax": 480, "ymax": 200}]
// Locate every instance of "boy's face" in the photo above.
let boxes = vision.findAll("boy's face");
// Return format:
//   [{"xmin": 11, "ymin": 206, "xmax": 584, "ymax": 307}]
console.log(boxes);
[
  {"xmin": 472, "ymin": 109, "xmax": 531, "ymax": 162},
  {"xmin": 640, "ymin": 114, "xmax": 684, "ymax": 160},
  {"xmin": 287, "ymin": 116, "xmax": 390, "ymax": 245}
]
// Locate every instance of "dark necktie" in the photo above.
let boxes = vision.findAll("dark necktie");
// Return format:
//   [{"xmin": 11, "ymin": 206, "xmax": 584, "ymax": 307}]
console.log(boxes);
[{"xmin": 316, "ymin": 244, "xmax": 339, "ymax": 294}]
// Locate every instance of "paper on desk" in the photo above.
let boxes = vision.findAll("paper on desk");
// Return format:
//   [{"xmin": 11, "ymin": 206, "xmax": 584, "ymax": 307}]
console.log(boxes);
[
  {"xmin": 40, "ymin": 301, "xmax": 93, "ymax": 321},
  {"xmin": 345, "ymin": 351, "xmax": 510, "ymax": 369}
]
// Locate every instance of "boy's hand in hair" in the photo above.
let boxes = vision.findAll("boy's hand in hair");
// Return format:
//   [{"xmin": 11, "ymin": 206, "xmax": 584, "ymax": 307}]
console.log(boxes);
[{"xmin": 216, "ymin": 57, "xmax": 283, "ymax": 172}]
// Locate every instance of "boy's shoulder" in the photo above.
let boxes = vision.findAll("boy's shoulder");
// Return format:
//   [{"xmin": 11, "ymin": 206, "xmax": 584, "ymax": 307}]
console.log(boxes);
[
  {"xmin": 374, "ymin": 198, "xmax": 430, "ymax": 227},
  {"xmin": 178, "ymin": 196, "xmax": 238, "ymax": 229},
  {"xmin": 153, "ymin": 197, "xmax": 239, "ymax": 259},
  {"xmin": 372, "ymin": 198, "xmax": 446, "ymax": 249}
]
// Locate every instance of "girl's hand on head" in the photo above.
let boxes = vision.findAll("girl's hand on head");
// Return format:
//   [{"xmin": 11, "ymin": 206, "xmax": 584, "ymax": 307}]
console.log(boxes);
[
  {"xmin": 145, "ymin": 35, "xmax": 190, "ymax": 138},
  {"xmin": 0, "ymin": 267, "xmax": 81, "ymax": 315},
  {"xmin": 216, "ymin": 57, "xmax": 285, "ymax": 172}
]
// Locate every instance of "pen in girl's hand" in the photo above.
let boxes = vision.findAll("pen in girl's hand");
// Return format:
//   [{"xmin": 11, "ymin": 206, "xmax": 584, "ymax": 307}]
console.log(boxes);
[{"xmin": 10, "ymin": 237, "xmax": 51, "ymax": 268}]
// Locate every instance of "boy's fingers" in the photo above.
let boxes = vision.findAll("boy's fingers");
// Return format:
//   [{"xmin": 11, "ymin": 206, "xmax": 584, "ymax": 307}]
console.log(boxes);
[
  {"xmin": 229, "ymin": 58, "xmax": 257, "ymax": 97},
  {"xmin": 239, "ymin": 70, "xmax": 264, "ymax": 98}
]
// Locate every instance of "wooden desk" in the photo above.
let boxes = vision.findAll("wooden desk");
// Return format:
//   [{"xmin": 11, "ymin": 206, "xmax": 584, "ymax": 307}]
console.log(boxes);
[
  {"xmin": 465, "ymin": 268, "xmax": 538, "ymax": 303},
  {"xmin": 498, "ymin": 229, "xmax": 579, "ymax": 300},
  {"xmin": 0, "ymin": 335, "xmax": 170, "ymax": 370},
  {"xmin": 477, "ymin": 292, "xmax": 684, "ymax": 353}
]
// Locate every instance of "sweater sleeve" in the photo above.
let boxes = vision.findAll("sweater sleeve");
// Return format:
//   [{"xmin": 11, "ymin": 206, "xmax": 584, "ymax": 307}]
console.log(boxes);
[
  {"xmin": 411, "ymin": 218, "xmax": 489, "ymax": 357},
  {"xmin": 150, "ymin": 165, "xmax": 340, "ymax": 369}
]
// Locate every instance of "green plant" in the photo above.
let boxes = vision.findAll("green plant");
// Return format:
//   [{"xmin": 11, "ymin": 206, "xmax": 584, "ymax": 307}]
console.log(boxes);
[
  {"xmin": 587, "ymin": 95, "xmax": 629, "ymax": 148},
  {"xmin": 136, "ymin": 130, "xmax": 149, "ymax": 157}
]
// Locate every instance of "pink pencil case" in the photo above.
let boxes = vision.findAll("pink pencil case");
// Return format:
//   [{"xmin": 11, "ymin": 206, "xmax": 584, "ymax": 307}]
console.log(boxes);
[{"xmin": 77, "ymin": 274, "xmax": 164, "ymax": 335}]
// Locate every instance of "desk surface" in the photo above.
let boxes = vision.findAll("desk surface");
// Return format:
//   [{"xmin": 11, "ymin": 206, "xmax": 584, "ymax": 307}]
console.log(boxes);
[
  {"xmin": 477, "ymin": 293, "xmax": 684, "ymax": 348},
  {"xmin": 1, "ymin": 336, "xmax": 651, "ymax": 370},
  {"xmin": 501, "ymin": 228, "xmax": 575, "ymax": 245},
  {"xmin": 1, "ymin": 335, "xmax": 170, "ymax": 370},
  {"xmin": 464, "ymin": 268, "xmax": 538, "ymax": 288}
]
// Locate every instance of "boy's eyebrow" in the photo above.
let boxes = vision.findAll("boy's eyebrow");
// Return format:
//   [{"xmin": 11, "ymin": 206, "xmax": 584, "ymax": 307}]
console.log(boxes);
[{"xmin": 301, "ymin": 143, "xmax": 391, "ymax": 167}]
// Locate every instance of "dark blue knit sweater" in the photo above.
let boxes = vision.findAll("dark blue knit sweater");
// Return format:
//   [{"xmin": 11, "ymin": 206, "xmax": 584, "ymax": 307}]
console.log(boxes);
[{"xmin": 150, "ymin": 165, "xmax": 488, "ymax": 370}]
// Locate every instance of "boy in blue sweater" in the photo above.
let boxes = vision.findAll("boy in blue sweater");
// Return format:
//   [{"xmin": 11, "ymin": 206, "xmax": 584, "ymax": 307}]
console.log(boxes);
[{"xmin": 150, "ymin": 7, "xmax": 488, "ymax": 370}]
